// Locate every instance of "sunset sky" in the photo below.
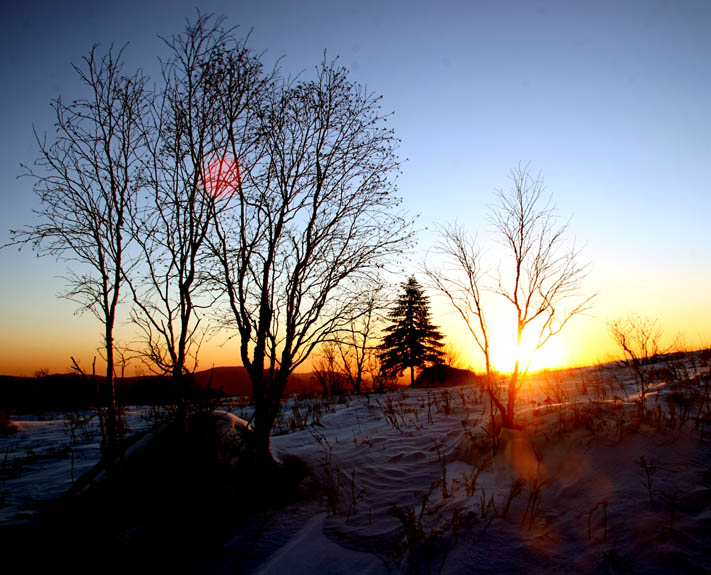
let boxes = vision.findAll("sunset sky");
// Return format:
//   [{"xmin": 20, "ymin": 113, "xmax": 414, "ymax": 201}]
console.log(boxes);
[{"xmin": 1, "ymin": 0, "xmax": 709, "ymax": 376}]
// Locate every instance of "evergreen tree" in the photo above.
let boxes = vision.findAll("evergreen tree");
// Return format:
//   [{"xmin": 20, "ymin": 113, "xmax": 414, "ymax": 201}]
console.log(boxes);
[{"xmin": 378, "ymin": 276, "xmax": 445, "ymax": 386}]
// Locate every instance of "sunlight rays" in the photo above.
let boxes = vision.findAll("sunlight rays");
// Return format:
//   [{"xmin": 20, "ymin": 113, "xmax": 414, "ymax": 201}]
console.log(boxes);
[{"xmin": 488, "ymin": 329, "xmax": 564, "ymax": 374}]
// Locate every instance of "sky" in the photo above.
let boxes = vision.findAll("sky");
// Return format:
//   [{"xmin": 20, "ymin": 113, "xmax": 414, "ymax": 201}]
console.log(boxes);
[{"xmin": 1, "ymin": 0, "xmax": 709, "ymax": 376}]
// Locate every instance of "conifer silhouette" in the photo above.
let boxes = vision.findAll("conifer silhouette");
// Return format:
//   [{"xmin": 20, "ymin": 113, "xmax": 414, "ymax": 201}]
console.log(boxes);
[{"xmin": 378, "ymin": 276, "xmax": 445, "ymax": 386}]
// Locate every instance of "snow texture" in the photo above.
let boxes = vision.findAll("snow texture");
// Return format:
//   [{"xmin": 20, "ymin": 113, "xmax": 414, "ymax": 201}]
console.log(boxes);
[{"xmin": 2, "ymin": 356, "xmax": 711, "ymax": 574}]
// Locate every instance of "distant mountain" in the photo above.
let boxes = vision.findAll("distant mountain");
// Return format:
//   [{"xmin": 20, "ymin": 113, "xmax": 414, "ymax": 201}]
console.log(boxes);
[
  {"xmin": 193, "ymin": 366, "xmax": 316, "ymax": 397},
  {"xmin": 192, "ymin": 366, "xmax": 252, "ymax": 396},
  {"xmin": 0, "ymin": 367, "xmax": 321, "ymax": 412}
]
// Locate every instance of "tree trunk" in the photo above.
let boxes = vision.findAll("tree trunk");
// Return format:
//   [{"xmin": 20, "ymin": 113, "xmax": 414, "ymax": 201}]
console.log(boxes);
[
  {"xmin": 103, "ymin": 328, "xmax": 120, "ymax": 474},
  {"xmin": 173, "ymin": 363, "xmax": 191, "ymax": 432},
  {"xmin": 251, "ymin": 368, "xmax": 290, "ymax": 466},
  {"xmin": 504, "ymin": 360, "xmax": 520, "ymax": 429},
  {"xmin": 253, "ymin": 391, "xmax": 281, "ymax": 465}
]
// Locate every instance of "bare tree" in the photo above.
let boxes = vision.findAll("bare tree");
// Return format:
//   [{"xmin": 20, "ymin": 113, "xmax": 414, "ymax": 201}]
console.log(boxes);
[
  {"xmin": 442, "ymin": 342, "xmax": 464, "ymax": 369},
  {"xmin": 608, "ymin": 313, "xmax": 676, "ymax": 413},
  {"xmin": 311, "ymin": 283, "xmax": 387, "ymax": 395},
  {"xmin": 427, "ymin": 166, "xmax": 594, "ymax": 428},
  {"xmin": 9, "ymin": 46, "xmax": 148, "ymax": 469},
  {"xmin": 212, "ymin": 58, "xmax": 412, "ymax": 462},
  {"xmin": 332, "ymin": 283, "xmax": 387, "ymax": 394},
  {"xmin": 492, "ymin": 166, "xmax": 595, "ymax": 426},
  {"xmin": 312, "ymin": 342, "xmax": 349, "ymax": 396},
  {"xmin": 127, "ymin": 15, "xmax": 266, "ymax": 411},
  {"xmin": 425, "ymin": 223, "xmax": 502, "ymax": 435}
]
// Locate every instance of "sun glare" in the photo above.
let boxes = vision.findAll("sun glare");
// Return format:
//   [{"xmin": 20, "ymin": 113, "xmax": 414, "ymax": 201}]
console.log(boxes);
[{"xmin": 489, "ymin": 330, "xmax": 565, "ymax": 374}]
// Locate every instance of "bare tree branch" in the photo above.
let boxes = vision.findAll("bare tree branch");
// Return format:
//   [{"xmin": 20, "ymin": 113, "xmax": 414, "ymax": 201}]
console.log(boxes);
[
  {"xmin": 127, "ymin": 15, "xmax": 260, "ymax": 400},
  {"xmin": 428, "ymin": 165, "xmax": 595, "ymax": 428},
  {"xmin": 211, "ymin": 56, "xmax": 414, "ymax": 460},
  {"xmin": 9, "ymin": 45, "xmax": 149, "ymax": 470}
]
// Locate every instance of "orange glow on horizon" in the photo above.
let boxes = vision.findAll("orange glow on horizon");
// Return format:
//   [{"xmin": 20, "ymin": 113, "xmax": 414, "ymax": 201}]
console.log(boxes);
[
  {"xmin": 1, "ymin": 293, "xmax": 710, "ymax": 378},
  {"xmin": 487, "ymin": 330, "xmax": 565, "ymax": 375}
]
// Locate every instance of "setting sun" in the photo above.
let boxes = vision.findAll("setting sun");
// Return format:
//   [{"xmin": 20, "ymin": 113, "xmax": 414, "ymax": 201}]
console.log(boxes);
[
  {"xmin": 2, "ymin": 3, "xmax": 711, "ymax": 573},
  {"xmin": 488, "ymin": 329, "xmax": 564, "ymax": 374}
]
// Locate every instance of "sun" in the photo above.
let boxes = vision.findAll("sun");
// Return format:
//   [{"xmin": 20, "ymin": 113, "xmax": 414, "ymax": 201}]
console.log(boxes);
[
  {"xmin": 204, "ymin": 155, "xmax": 241, "ymax": 199},
  {"xmin": 489, "ymin": 330, "xmax": 565, "ymax": 374}
]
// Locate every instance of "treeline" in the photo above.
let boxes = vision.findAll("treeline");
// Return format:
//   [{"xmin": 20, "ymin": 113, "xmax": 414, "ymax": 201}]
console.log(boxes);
[
  {"xmin": 0, "ymin": 373, "xmax": 212, "ymax": 413},
  {"xmin": 0, "ymin": 368, "xmax": 326, "ymax": 413}
]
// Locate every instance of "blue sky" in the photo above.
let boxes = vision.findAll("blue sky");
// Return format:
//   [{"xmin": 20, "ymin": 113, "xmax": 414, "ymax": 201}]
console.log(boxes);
[{"xmin": 1, "ymin": 0, "xmax": 710, "ymax": 374}]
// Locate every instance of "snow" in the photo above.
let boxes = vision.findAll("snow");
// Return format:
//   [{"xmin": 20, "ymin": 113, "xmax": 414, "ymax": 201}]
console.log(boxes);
[
  {"xmin": 2, "ymin": 357, "xmax": 711, "ymax": 573},
  {"xmin": 0, "ymin": 408, "xmax": 154, "ymax": 524},
  {"xmin": 254, "ymin": 513, "xmax": 384, "ymax": 575}
]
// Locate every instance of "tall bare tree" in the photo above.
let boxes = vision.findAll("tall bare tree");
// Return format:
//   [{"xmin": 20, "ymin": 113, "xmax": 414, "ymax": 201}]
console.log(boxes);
[
  {"xmin": 427, "ymin": 166, "xmax": 594, "ymax": 428},
  {"xmin": 10, "ymin": 46, "xmax": 148, "ymax": 468},
  {"xmin": 212, "ymin": 58, "xmax": 412, "ymax": 462},
  {"xmin": 128, "ymin": 15, "xmax": 266, "ymax": 406},
  {"xmin": 425, "ymin": 223, "xmax": 501, "ymax": 423}
]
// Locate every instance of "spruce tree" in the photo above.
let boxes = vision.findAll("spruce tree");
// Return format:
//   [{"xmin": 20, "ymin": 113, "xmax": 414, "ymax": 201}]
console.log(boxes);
[{"xmin": 378, "ymin": 276, "xmax": 445, "ymax": 386}]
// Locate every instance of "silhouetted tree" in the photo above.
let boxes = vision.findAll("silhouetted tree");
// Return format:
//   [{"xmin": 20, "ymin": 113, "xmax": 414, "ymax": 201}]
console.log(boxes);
[
  {"xmin": 127, "ymin": 15, "xmax": 267, "ymax": 413},
  {"xmin": 427, "ymin": 165, "xmax": 594, "ymax": 428},
  {"xmin": 334, "ymin": 284, "xmax": 388, "ymax": 394},
  {"xmin": 378, "ymin": 276, "xmax": 445, "ymax": 386},
  {"xmin": 211, "ymin": 58, "xmax": 413, "ymax": 463},
  {"xmin": 10, "ymin": 13, "xmax": 412, "ymax": 470},
  {"xmin": 608, "ymin": 313, "xmax": 676, "ymax": 414},
  {"xmin": 425, "ymin": 222, "xmax": 503, "ymax": 448},
  {"xmin": 314, "ymin": 282, "xmax": 388, "ymax": 394},
  {"xmin": 10, "ymin": 46, "xmax": 149, "ymax": 471},
  {"xmin": 312, "ymin": 343, "xmax": 350, "ymax": 397}
]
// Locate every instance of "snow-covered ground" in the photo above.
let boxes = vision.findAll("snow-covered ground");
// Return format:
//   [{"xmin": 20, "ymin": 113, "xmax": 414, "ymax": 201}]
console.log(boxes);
[
  {"xmin": 0, "ymin": 407, "xmax": 155, "ymax": 525},
  {"xmin": 2, "ymin": 356, "xmax": 711, "ymax": 573}
]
